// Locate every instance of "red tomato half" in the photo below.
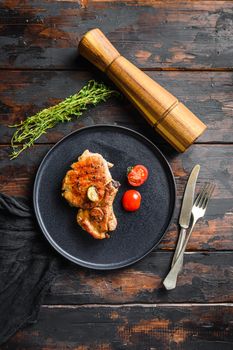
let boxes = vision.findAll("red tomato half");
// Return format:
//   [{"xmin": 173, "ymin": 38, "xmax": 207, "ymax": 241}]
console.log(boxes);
[
  {"xmin": 122, "ymin": 190, "xmax": 141, "ymax": 212},
  {"xmin": 127, "ymin": 165, "xmax": 148, "ymax": 187}
]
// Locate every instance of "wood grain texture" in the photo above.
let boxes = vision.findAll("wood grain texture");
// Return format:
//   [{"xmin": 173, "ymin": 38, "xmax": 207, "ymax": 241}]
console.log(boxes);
[
  {"xmin": 46, "ymin": 251, "xmax": 233, "ymax": 304},
  {"xmin": 0, "ymin": 144, "xmax": 232, "ymax": 251},
  {"xmin": 2, "ymin": 304, "xmax": 233, "ymax": 349},
  {"xmin": 1, "ymin": 1, "xmax": 233, "ymax": 348},
  {"xmin": 0, "ymin": 1, "xmax": 232, "ymax": 69},
  {"xmin": 1, "ymin": 70, "xmax": 232, "ymax": 144}
]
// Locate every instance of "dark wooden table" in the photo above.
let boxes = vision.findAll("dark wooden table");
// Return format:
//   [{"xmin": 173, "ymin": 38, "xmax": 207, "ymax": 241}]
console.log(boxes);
[{"xmin": 1, "ymin": 1, "xmax": 233, "ymax": 349}]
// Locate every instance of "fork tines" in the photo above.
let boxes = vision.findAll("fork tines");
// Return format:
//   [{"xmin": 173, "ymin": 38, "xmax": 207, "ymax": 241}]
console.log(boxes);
[{"xmin": 195, "ymin": 182, "xmax": 215, "ymax": 209}]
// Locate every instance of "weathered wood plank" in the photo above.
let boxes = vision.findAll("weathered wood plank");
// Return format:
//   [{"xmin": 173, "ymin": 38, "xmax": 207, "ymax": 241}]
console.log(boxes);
[
  {"xmin": 1, "ymin": 70, "xmax": 232, "ymax": 144},
  {"xmin": 2, "ymin": 304, "xmax": 233, "ymax": 349},
  {"xmin": 0, "ymin": 1, "xmax": 232, "ymax": 69},
  {"xmin": 0, "ymin": 144, "xmax": 232, "ymax": 251},
  {"xmin": 46, "ymin": 252, "xmax": 233, "ymax": 304}
]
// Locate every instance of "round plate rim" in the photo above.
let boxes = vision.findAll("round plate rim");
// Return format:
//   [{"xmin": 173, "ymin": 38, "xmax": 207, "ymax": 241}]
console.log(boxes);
[{"xmin": 33, "ymin": 124, "xmax": 176, "ymax": 270}]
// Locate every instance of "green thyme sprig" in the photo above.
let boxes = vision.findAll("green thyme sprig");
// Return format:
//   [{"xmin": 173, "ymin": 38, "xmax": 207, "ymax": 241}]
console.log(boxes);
[{"xmin": 9, "ymin": 80, "xmax": 118, "ymax": 159}]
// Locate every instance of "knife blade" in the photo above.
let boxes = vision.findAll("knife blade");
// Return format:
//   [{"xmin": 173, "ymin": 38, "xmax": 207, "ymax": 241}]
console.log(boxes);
[
  {"xmin": 179, "ymin": 164, "xmax": 200, "ymax": 228},
  {"xmin": 171, "ymin": 164, "xmax": 200, "ymax": 268}
]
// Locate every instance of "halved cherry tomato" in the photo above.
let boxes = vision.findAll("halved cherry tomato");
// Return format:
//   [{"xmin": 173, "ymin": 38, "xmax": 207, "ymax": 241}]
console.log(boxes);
[
  {"xmin": 127, "ymin": 165, "xmax": 148, "ymax": 187},
  {"xmin": 122, "ymin": 190, "xmax": 141, "ymax": 212}
]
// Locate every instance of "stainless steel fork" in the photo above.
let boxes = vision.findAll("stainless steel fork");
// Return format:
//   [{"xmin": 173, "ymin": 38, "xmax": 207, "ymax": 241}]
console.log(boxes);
[{"xmin": 163, "ymin": 182, "xmax": 215, "ymax": 290}]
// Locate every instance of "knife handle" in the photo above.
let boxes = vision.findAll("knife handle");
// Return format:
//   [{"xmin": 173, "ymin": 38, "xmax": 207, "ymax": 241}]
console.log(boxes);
[
  {"xmin": 78, "ymin": 28, "xmax": 207, "ymax": 152},
  {"xmin": 171, "ymin": 227, "xmax": 186, "ymax": 269},
  {"xmin": 163, "ymin": 218, "xmax": 198, "ymax": 290}
]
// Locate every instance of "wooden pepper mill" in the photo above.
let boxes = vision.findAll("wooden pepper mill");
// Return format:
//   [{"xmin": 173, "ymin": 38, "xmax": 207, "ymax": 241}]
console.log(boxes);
[{"xmin": 78, "ymin": 28, "xmax": 207, "ymax": 152}]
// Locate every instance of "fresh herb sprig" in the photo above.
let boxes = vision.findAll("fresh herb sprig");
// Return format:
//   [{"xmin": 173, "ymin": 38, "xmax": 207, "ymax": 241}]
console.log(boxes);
[{"xmin": 9, "ymin": 80, "xmax": 118, "ymax": 159}]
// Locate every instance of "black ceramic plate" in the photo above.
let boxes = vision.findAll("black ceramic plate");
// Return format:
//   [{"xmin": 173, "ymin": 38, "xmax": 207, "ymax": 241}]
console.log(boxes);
[{"xmin": 34, "ymin": 125, "xmax": 176, "ymax": 270}]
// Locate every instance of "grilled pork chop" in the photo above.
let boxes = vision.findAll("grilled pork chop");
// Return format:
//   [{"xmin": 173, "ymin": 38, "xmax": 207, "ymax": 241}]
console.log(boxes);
[
  {"xmin": 62, "ymin": 150, "xmax": 120, "ymax": 239},
  {"xmin": 62, "ymin": 150, "xmax": 113, "ymax": 209},
  {"xmin": 77, "ymin": 181, "xmax": 119, "ymax": 239}
]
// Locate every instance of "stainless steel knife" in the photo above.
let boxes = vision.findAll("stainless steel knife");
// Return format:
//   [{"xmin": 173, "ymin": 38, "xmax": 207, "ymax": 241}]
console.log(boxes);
[{"xmin": 171, "ymin": 164, "xmax": 200, "ymax": 268}]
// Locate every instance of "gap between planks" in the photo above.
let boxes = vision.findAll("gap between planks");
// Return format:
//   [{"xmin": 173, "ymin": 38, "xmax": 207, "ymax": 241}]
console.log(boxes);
[
  {"xmin": 41, "ymin": 303, "xmax": 233, "ymax": 309},
  {"xmin": 0, "ymin": 67, "xmax": 232, "ymax": 72}
]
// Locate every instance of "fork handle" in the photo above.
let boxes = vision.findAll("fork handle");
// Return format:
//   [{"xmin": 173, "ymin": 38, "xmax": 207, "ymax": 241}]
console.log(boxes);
[
  {"xmin": 171, "ymin": 227, "xmax": 186, "ymax": 268},
  {"xmin": 163, "ymin": 219, "xmax": 198, "ymax": 290}
]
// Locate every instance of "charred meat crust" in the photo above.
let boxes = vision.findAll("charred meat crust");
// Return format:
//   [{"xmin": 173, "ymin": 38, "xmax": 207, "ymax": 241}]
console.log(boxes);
[{"xmin": 62, "ymin": 150, "xmax": 120, "ymax": 239}]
